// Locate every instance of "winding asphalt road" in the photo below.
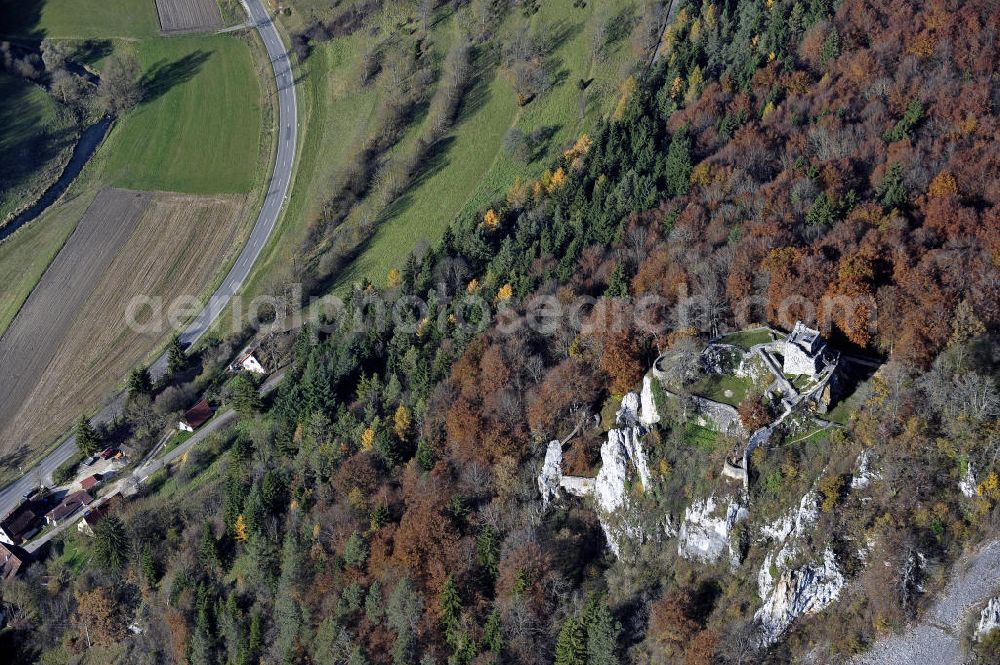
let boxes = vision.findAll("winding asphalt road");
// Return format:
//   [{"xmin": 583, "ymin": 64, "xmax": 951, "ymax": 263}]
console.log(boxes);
[{"xmin": 0, "ymin": 0, "xmax": 297, "ymax": 519}]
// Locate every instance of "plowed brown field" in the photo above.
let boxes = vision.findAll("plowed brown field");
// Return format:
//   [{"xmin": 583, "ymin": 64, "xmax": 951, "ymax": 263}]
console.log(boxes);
[
  {"xmin": 154, "ymin": 0, "xmax": 223, "ymax": 34},
  {"xmin": 0, "ymin": 187, "xmax": 249, "ymax": 457}
]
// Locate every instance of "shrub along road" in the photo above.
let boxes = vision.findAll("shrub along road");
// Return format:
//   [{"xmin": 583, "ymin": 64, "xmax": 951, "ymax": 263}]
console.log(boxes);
[{"xmin": 0, "ymin": 0, "xmax": 297, "ymax": 520}]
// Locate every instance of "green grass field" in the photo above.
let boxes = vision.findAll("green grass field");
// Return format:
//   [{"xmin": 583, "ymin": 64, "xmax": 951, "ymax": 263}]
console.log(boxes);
[
  {"xmin": 229, "ymin": 37, "xmax": 380, "ymax": 313},
  {"xmin": 0, "ymin": 73, "xmax": 80, "ymax": 222},
  {"xmin": 334, "ymin": 56, "xmax": 520, "ymax": 289},
  {"xmin": 0, "ymin": 0, "xmax": 159, "ymax": 40},
  {"xmin": 720, "ymin": 328, "xmax": 777, "ymax": 349},
  {"xmin": 683, "ymin": 422, "xmax": 719, "ymax": 449},
  {"xmin": 102, "ymin": 36, "xmax": 264, "ymax": 193},
  {"xmin": 690, "ymin": 373, "xmax": 753, "ymax": 407},
  {"xmin": 332, "ymin": 0, "xmax": 639, "ymax": 290}
]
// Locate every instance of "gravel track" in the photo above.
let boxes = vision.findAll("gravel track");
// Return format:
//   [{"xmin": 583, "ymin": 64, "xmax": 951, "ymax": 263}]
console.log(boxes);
[{"xmin": 851, "ymin": 540, "xmax": 1000, "ymax": 665}]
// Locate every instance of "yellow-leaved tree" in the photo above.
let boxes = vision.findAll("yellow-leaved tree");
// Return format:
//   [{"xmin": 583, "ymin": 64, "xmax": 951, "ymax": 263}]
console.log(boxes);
[
  {"xmin": 495, "ymin": 283, "xmax": 513, "ymax": 302},
  {"xmin": 361, "ymin": 426, "xmax": 376, "ymax": 451},
  {"xmin": 482, "ymin": 208, "xmax": 500, "ymax": 230},
  {"xmin": 546, "ymin": 167, "xmax": 566, "ymax": 193},
  {"xmin": 234, "ymin": 514, "xmax": 248, "ymax": 543},
  {"xmin": 394, "ymin": 404, "xmax": 411, "ymax": 441}
]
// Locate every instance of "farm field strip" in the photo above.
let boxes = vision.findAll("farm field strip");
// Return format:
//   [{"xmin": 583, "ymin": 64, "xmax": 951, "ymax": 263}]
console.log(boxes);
[
  {"xmin": 155, "ymin": 0, "xmax": 224, "ymax": 34},
  {"xmin": 0, "ymin": 0, "xmax": 160, "ymax": 40},
  {"xmin": 0, "ymin": 188, "xmax": 152, "ymax": 447},
  {"xmin": 0, "ymin": 190, "xmax": 251, "ymax": 454},
  {"xmin": 102, "ymin": 34, "xmax": 264, "ymax": 194},
  {"xmin": 0, "ymin": 188, "xmax": 97, "ymax": 337}
]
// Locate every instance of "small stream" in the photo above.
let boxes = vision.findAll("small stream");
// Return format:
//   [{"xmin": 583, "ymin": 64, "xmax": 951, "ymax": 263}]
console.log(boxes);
[{"xmin": 0, "ymin": 113, "xmax": 113, "ymax": 243}]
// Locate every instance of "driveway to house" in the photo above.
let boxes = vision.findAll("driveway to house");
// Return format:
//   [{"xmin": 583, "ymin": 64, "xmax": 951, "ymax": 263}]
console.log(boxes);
[{"xmin": 0, "ymin": 0, "xmax": 296, "ymax": 521}]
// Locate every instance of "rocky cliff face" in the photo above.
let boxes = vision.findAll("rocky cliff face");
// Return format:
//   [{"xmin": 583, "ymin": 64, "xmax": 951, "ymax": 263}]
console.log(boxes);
[
  {"xmin": 639, "ymin": 375, "xmax": 660, "ymax": 426},
  {"xmin": 594, "ymin": 391, "xmax": 659, "ymax": 556},
  {"xmin": 754, "ymin": 547, "xmax": 845, "ymax": 646},
  {"xmin": 754, "ymin": 491, "xmax": 845, "ymax": 646},
  {"xmin": 676, "ymin": 495, "xmax": 748, "ymax": 567},
  {"xmin": 537, "ymin": 391, "xmax": 664, "ymax": 557},
  {"xmin": 960, "ymin": 461, "xmax": 977, "ymax": 499},
  {"xmin": 538, "ymin": 440, "xmax": 563, "ymax": 508}
]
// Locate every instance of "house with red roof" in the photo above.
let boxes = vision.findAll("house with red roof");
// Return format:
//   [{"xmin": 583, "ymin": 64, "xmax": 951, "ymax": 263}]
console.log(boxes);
[
  {"xmin": 178, "ymin": 398, "xmax": 213, "ymax": 432},
  {"xmin": 0, "ymin": 541, "xmax": 24, "ymax": 579},
  {"xmin": 80, "ymin": 474, "xmax": 102, "ymax": 491}
]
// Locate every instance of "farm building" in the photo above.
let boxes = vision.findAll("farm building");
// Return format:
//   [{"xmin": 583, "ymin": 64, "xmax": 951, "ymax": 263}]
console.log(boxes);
[
  {"xmin": 231, "ymin": 348, "xmax": 267, "ymax": 374},
  {"xmin": 229, "ymin": 337, "xmax": 271, "ymax": 375},
  {"xmin": 45, "ymin": 490, "xmax": 93, "ymax": 526},
  {"xmin": 179, "ymin": 399, "xmax": 213, "ymax": 432}
]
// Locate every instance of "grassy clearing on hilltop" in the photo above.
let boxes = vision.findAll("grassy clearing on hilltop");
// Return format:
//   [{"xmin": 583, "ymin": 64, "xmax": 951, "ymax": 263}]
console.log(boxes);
[
  {"xmin": 0, "ymin": 0, "xmax": 159, "ymax": 40},
  {"xmin": 0, "ymin": 73, "xmax": 80, "ymax": 223},
  {"xmin": 102, "ymin": 35, "xmax": 264, "ymax": 193}
]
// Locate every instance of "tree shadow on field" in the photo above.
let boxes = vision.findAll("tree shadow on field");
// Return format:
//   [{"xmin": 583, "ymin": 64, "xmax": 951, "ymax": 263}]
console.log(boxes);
[
  {"xmin": 139, "ymin": 50, "xmax": 212, "ymax": 105},
  {"xmin": 0, "ymin": 0, "xmax": 45, "ymax": 40},
  {"xmin": 454, "ymin": 47, "xmax": 496, "ymax": 125},
  {"xmin": 74, "ymin": 39, "xmax": 114, "ymax": 67}
]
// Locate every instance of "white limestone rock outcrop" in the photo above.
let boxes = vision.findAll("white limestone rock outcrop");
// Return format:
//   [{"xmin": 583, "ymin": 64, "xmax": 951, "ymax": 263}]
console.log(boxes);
[
  {"xmin": 593, "ymin": 392, "xmax": 668, "ymax": 556},
  {"xmin": 540, "ymin": 391, "xmax": 666, "ymax": 557},
  {"xmin": 754, "ymin": 491, "xmax": 844, "ymax": 646},
  {"xmin": 754, "ymin": 547, "xmax": 845, "ymax": 646},
  {"xmin": 594, "ymin": 435, "xmax": 629, "ymax": 512},
  {"xmin": 538, "ymin": 440, "xmax": 563, "ymax": 507},
  {"xmin": 976, "ymin": 597, "xmax": 1000, "ymax": 639},
  {"xmin": 762, "ymin": 491, "xmax": 819, "ymax": 544},
  {"xmin": 677, "ymin": 495, "xmax": 748, "ymax": 565},
  {"xmin": 960, "ymin": 461, "xmax": 977, "ymax": 498},
  {"xmin": 639, "ymin": 375, "xmax": 661, "ymax": 426},
  {"xmin": 595, "ymin": 426, "xmax": 646, "ymax": 556},
  {"xmin": 615, "ymin": 391, "xmax": 641, "ymax": 426},
  {"xmin": 851, "ymin": 449, "xmax": 880, "ymax": 490}
]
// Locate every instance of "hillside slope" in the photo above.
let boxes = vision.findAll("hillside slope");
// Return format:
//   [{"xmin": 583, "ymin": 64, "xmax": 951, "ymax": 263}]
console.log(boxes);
[{"xmin": 2, "ymin": 1, "xmax": 998, "ymax": 665}]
